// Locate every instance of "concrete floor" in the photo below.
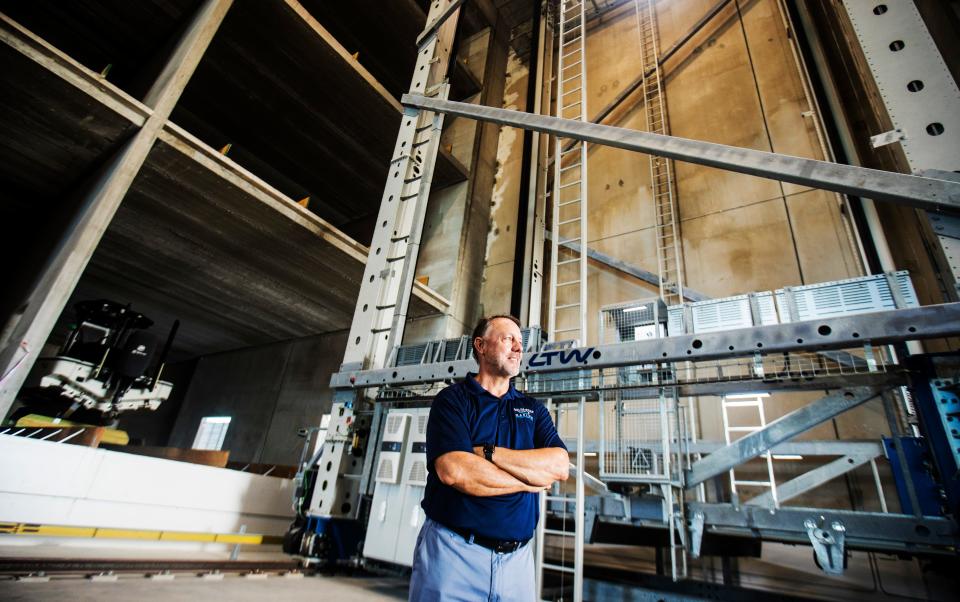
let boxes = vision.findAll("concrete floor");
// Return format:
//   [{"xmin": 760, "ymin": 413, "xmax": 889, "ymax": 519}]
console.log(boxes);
[{"xmin": 0, "ymin": 573, "xmax": 409, "ymax": 601}]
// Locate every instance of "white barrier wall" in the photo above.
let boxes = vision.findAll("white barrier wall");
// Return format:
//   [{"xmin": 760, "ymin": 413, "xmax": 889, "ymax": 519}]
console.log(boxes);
[{"xmin": 0, "ymin": 435, "xmax": 294, "ymax": 538}]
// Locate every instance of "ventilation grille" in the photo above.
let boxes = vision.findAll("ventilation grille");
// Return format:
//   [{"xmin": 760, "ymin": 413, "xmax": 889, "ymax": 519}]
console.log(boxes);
[
  {"xmin": 385, "ymin": 414, "xmax": 404, "ymax": 435},
  {"xmin": 408, "ymin": 460, "xmax": 428, "ymax": 486},
  {"xmin": 376, "ymin": 458, "xmax": 396, "ymax": 482},
  {"xmin": 393, "ymin": 343, "xmax": 428, "ymax": 366},
  {"xmin": 777, "ymin": 272, "xmax": 918, "ymax": 322},
  {"xmin": 667, "ymin": 306, "xmax": 684, "ymax": 335},
  {"xmin": 417, "ymin": 414, "xmax": 428, "ymax": 435},
  {"xmin": 521, "ymin": 326, "xmax": 546, "ymax": 352},
  {"xmin": 665, "ymin": 273, "xmax": 917, "ymax": 335},
  {"xmin": 667, "ymin": 293, "xmax": 776, "ymax": 335}
]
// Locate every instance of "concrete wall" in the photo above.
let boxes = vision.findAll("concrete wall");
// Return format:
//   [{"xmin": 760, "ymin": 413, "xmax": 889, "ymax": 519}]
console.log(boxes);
[
  {"xmin": 480, "ymin": 0, "xmax": 878, "ymax": 450},
  {"xmin": 483, "ymin": 0, "xmax": 864, "ymax": 338},
  {"xmin": 167, "ymin": 330, "xmax": 348, "ymax": 466}
]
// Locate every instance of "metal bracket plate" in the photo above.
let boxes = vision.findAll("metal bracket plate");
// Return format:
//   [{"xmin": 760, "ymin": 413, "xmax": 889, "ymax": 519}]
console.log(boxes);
[
  {"xmin": 805, "ymin": 518, "xmax": 846, "ymax": 576},
  {"xmin": 689, "ymin": 510, "xmax": 705, "ymax": 559}
]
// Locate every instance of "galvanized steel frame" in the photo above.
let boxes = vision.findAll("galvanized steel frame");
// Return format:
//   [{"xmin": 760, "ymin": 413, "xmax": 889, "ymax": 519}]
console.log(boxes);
[
  {"xmin": 684, "ymin": 387, "xmax": 882, "ymax": 487},
  {"xmin": 687, "ymin": 502, "xmax": 959, "ymax": 555},
  {"xmin": 744, "ymin": 452, "xmax": 879, "ymax": 508},
  {"xmin": 331, "ymin": 302, "xmax": 960, "ymax": 388},
  {"xmin": 312, "ymin": 0, "xmax": 462, "ymax": 522},
  {"xmin": 399, "ymin": 94, "xmax": 960, "ymax": 211}
]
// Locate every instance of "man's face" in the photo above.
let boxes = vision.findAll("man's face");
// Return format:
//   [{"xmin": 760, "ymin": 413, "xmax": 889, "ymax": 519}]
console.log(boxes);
[{"xmin": 476, "ymin": 318, "xmax": 523, "ymax": 378}]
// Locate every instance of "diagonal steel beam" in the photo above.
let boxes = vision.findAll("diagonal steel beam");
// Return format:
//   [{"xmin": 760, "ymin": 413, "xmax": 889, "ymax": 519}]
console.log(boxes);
[
  {"xmin": 745, "ymin": 454, "xmax": 877, "ymax": 508},
  {"xmin": 684, "ymin": 387, "xmax": 882, "ymax": 488},
  {"xmin": 544, "ymin": 230, "xmax": 709, "ymax": 302},
  {"xmin": 400, "ymin": 95, "xmax": 960, "ymax": 211}
]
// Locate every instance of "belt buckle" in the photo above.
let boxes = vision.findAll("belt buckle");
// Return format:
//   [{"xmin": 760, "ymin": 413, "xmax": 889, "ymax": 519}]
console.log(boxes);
[{"xmin": 495, "ymin": 540, "xmax": 519, "ymax": 554}]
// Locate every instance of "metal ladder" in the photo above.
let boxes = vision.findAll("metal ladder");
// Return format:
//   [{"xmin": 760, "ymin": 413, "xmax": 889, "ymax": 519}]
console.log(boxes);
[
  {"xmin": 721, "ymin": 393, "xmax": 779, "ymax": 507},
  {"xmin": 549, "ymin": 0, "xmax": 588, "ymax": 346},
  {"xmin": 542, "ymin": 1, "xmax": 588, "ymax": 599},
  {"xmin": 658, "ymin": 381, "xmax": 688, "ymax": 581},
  {"xmin": 537, "ymin": 402, "xmax": 586, "ymax": 602},
  {"xmin": 636, "ymin": 0, "xmax": 684, "ymax": 307},
  {"xmin": 636, "ymin": 0, "xmax": 688, "ymax": 579}
]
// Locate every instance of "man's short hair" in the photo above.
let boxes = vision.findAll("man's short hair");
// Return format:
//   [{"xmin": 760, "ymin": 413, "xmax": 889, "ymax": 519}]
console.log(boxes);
[{"xmin": 471, "ymin": 314, "xmax": 522, "ymax": 355}]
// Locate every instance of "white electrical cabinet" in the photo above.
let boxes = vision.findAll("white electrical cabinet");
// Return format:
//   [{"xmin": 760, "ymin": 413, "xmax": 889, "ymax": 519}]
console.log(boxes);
[{"xmin": 363, "ymin": 407, "xmax": 429, "ymax": 567}]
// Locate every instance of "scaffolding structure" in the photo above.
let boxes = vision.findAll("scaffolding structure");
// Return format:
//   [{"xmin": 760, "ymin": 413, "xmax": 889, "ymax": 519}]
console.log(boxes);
[{"xmin": 320, "ymin": 0, "xmax": 960, "ymax": 599}]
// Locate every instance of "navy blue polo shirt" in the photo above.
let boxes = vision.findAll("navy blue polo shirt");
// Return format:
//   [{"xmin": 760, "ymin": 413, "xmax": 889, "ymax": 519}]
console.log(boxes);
[{"xmin": 421, "ymin": 373, "xmax": 566, "ymax": 541}]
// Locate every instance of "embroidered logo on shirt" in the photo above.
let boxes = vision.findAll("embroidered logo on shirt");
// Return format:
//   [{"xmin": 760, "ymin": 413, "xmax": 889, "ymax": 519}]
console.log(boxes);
[{"xmin": 514, "ymin": 407, "xmax": 534, "ymax": 421}]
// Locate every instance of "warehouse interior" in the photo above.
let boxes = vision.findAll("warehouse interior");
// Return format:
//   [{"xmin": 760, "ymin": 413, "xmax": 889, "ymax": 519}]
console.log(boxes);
[{"xmin": 1, "ymin": 0, "xmax": 959, "ymax": 600}]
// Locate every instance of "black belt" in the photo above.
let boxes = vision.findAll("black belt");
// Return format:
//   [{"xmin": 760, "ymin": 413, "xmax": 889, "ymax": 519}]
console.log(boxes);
[{"xmin": 445, "ymin": 524, "xmax": 528, "ymax": 554}]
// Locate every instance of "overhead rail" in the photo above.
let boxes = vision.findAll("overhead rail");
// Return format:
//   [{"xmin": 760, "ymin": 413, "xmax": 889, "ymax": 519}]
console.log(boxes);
[{"xmin": 400, "ymin": 94, "xmax": 960, "ymax": 212}]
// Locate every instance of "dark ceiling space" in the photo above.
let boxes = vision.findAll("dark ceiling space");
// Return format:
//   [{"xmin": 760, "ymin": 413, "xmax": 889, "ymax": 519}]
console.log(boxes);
[
  {"xmin": 0, "ymin": 0, "xmax": 202, "ymax": 99},
  {"xmin": 2, "ymin": 1, "xmax": 458, "ymax": 361}
]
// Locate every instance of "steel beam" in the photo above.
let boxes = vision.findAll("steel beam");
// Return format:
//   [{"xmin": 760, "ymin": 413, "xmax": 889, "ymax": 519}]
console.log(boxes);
[
  {"xmin": 685, "ymin": 388, "xmax": 881, "ymax": 487},
  {"xmin": 698, "ymin": 440, "xmax": 882, "ymax": 457},
  {"xmin": 546, "ymin": 232, "xmax": 709, "ymax": 302},
  {"xmin": 687, "ymin": 502, "xmax": 959, "ymax": 554},
  {"xmin": 745, "ymin": 454, "xmax": 877, "ymax": 507},
  {"xmin": 400, "ymin": 94, "xmax": 960, "ymax": 211},
  {"xmin": 331, "ymin": 302, "xmax": 960, "ymax": 388},
  {"xmin": 562, "ymin": 439, "xmax": 886, "ymax": 458},
  {"xmin": 522, "ymin": 367, "xmax": 905, "ymax": 401},
  {"xmin": 313, "ymin": 0, "xmax": 464, "ymax": 523}
]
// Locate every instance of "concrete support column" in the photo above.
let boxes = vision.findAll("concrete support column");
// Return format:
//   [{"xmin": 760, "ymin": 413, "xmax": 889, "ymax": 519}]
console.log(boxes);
[
  {"xmin": 446, "ymin": 17, "xmax": 511, "ymax": 334},
  {"xmin": 405, "ymin": 19, "xmax": 512, "ymax": 342},
  {"xmin": 0, "ymin": 0, "xmax": 234, "ymax": 417}
]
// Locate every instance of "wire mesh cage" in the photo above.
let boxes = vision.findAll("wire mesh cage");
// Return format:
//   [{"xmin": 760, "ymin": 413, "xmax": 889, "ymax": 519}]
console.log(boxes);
[
  {"xmin": 596, "ymin": 299, "xmax": 685, "ymax": 482},
  {"xmin": 598, "ymin": 385, "xmax": 687, "ymax": 483}
]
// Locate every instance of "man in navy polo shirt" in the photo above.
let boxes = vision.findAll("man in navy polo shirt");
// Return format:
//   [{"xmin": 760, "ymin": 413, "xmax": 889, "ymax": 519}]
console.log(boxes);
[{"xmin": 409, "ymin": 315, "xmax": 569, "ymax": 601}]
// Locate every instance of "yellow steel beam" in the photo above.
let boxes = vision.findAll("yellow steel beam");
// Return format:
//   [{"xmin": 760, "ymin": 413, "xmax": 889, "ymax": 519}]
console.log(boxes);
[
  {"xmin": 15, "ymin": 414, "xmax": 130, "ymax": 445},
  {"xmin": 0, "ymin": 521, "xmax": 270, "ymax": 545}
]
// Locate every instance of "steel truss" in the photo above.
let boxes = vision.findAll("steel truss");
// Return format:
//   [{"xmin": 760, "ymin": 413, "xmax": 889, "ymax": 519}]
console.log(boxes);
[{"xmin": 330, "ymin": 303, "xmax": 960, "ymax": 571}]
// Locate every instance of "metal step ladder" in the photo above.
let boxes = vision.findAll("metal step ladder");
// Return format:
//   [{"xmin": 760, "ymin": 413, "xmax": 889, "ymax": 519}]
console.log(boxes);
[
  {"xmin": 542, "ymin": 2, "xmax": 588, "ymax": 598},
  {"xmin": 636, "ymin": 0, "xmax": 684, "ymax": 307},
  {"xmin": 721, "ymin": 393, "xmax": 779, "ymax": 507}
]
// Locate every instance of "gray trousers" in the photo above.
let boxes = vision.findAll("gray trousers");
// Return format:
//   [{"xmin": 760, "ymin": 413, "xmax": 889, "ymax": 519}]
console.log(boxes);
[{"xmin": 408, "ymin": 517, "xmax": 535, "ymax": 602}]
